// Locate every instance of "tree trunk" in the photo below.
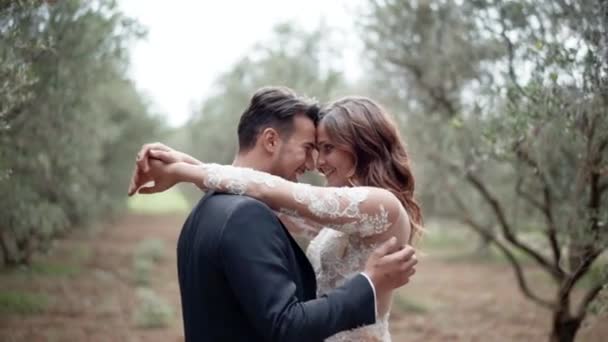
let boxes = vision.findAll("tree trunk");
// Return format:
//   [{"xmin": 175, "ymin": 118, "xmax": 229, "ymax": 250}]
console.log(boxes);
[
  {"xmin": 474, "ymin": 233, "xmax": 493, "ymax": 257},
  {"xmin": 0, "ymin": 229, "xmax": 20, "ymax": 266},
  {"xmin": 549, "ymin": 310, "xmax": 582, "ymax": 342},
  {"xmin": 0, "ymin": 233, "xmax": 6, "ymax": 268}
]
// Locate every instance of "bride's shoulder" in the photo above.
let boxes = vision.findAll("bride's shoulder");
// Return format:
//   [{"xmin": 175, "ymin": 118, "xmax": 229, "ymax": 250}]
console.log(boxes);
[
  {"xmin": 361, "ymin": 187, "xmax": 412, "ymax": 234},
  {"xmin": 362, "ymin": 187, "xmax": 402, "ymax": 215}
]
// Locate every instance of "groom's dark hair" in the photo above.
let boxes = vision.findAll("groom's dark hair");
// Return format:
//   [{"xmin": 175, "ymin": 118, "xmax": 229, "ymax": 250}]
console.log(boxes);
[{"xmin": 237, "ymin": 86, "xmax": 319, "ymax": 152}]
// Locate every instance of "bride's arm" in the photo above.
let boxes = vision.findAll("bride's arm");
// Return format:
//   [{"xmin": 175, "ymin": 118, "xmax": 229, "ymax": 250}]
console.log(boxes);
[
  {"xmin": 274, "ymin": 210, "xmax": 323, "ymax": 241},
  {"xmin": 172, "ymin": 162, "xmax": 405, "ymax": 238}
]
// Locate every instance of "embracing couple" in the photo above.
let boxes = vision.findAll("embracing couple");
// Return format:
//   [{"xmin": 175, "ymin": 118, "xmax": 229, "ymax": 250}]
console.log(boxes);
[{"xmin": 127, "ymin": 86, "xmax": 422, "ymax": 342}]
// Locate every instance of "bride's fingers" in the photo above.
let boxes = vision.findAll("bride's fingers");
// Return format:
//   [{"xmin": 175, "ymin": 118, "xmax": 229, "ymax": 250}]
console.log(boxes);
[
  {"xmin": 149, "ymin": 150, "xmax": 177, "ymax": 163},
  {"xmin": 129, "ymin": 165, "xmax": 155, "ymax": 196},
  {"xmin": 127, "ymin": 167, "xmax": 140, "ymax": 196},
  {"xmin": 137, "ymin": 148, "xmax": 152, "ymax": 173},
  {"xmin": 145, "ymin": 142, "xmax": 171, "ymax": 152},
  {"xmin": 137, "ymin": 143, "xmax": 160, "ymax": 171},
  {"xmin": 127, "ymin": 178, "xmax": 135, "ymax": 196},
  {"xmin": 138, "ymin": 183, "xmax": 161, "ymax": 194},
  {"xmin": 137, "ymin": 142, "xmax": 173, "ymax": 172}
]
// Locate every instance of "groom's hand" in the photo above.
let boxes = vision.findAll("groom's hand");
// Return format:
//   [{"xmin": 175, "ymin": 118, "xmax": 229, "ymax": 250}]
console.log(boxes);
[{"xmin": 363, "ymin": 237, "xmax": 417, "ymax": 294}]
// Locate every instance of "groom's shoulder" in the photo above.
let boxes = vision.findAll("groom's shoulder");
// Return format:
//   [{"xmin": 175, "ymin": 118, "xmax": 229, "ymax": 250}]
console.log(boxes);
[
  {"xmin": 198, "ymin": 192, "xmax": 274, "ymax": 218},
  {"xmin": 200, "ymin": 194, "xmax": 280, "ymax": 239}
]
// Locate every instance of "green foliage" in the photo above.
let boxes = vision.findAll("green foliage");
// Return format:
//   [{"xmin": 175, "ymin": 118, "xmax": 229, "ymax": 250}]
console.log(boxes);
[
  {"xmin": 393, "ymin": 295, "xmax": 430, "ymax": 315},
  {"xmin": 588, "ymin": 284, "xmax": 608, "ymax": 316},
  {"xmin": 418, "ymin": 221, "xmax": 475, "ymax": 252},
  {"xmin": 359, "ymin": 0, "xmax": 608, "ymax": 339},
  {"xmin": 0, "ymin": 291, "xmax": 49, "ymax": 315},
  {"xmin": 135, "ymin": 239, "xmax": 166, "ymax": 264},
  {"xmin": 132, "ymin": 257, "xmax": 154, "ymax": 286},
  {"xmin": 133, "ymin": 287, "xmax": 174, "ymax": 328},
  {"xmin": 579, "ymin": 262, "xmax": 608, "ymax": 290},
  {"xmin": 132, "ymin": 238, "xmax": 166, "ymax": 285},
  {"xmin": 28, "ymin": 261, "xmax": 80, "ymax": 277},
  {"xmin": 0, "ymin": 0, "xmax": 164, "ymax": 266}
]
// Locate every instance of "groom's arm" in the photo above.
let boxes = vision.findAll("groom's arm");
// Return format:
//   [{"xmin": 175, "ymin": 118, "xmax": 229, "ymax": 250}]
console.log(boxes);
[{"xmin": 219, "ymin": 199, "xmax": 375, "ymax": 342}]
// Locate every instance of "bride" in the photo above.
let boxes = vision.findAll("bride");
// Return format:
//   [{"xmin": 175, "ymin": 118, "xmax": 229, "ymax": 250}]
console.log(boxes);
[{"xmin": 133, "ymin": 96, "xmax": 423, "ymax": 341}]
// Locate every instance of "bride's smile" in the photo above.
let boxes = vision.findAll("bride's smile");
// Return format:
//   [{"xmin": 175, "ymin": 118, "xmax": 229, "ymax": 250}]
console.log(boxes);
[{"xmin": 316, "ymin": 123, "xmax": 356, "ymax": 187}]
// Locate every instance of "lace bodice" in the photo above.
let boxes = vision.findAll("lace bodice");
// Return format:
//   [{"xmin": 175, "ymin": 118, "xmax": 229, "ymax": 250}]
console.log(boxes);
[
  {"xmin": 195, "ymin": 164, "xmax": 405, "ymax": 341},
  {"xmin": 306, "ymin": 229, "xmax": 391, "ymax": 342}
]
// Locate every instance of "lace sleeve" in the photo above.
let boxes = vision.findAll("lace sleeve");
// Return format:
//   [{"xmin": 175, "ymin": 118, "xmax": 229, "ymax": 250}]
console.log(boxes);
[
  {"xmin": 197, "ymin": 163, "xmax": 402, "ymax": 237},
  {"xmin": 274, "ymin": 210, "xmax": 323, "ymax": 241}
]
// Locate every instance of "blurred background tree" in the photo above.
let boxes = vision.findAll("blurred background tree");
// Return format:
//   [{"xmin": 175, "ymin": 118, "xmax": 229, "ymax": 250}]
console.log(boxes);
[
  {"xmin": 0, "ymin": 0, "xmax": 163, "ymax": 266},
  {"xmin": 359, "ymin": 0, "xmax": 607, "ymax": 341},
  {"xmin": 1, "ymin": 0, "xmax": 606, "ymax": 340}
]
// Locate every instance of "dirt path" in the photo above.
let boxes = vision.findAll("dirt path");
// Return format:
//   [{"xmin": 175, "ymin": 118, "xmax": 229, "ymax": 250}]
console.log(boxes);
[
  {"xmin": 0, "ymin": 214, "xmax": 605, "ymax": 341},
  {"xmin": 390, "ymin": 253, "xmax": 607, "ymax": 341}
]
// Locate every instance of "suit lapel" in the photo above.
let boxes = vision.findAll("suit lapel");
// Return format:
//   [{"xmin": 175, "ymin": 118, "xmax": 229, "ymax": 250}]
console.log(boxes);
[
  {"xmin": 203, "ymin": 191, "xmax": 318, "ymax": 299},
  {"xmin": 276, "ymin": 220, "xmax": 317, "ymax": 300}
]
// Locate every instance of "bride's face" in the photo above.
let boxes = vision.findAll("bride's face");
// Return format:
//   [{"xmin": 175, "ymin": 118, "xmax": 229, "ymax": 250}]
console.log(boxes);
[{"xmin": 316, "ymin": 123, "xmax": 355, "ymax": 187}]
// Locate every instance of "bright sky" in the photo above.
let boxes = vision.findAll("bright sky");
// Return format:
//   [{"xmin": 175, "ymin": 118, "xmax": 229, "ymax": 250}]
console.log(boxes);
[{"xmin": 119, "ymin": 0, "xmax": 364, "ymax": 126}]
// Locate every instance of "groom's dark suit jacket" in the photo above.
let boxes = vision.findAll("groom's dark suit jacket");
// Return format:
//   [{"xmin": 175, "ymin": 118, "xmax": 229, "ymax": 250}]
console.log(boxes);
[{"xmin": 177, "ymin": 191, "xmax": 376, "ymax": 342}]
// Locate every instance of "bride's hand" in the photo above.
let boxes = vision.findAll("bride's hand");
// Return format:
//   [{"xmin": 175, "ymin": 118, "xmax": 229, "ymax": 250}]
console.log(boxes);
[
  {"xmin": 135, "ymin": 142, "xmax": 200, "ymax": 172},
  {"xmin": 128, "ymin": 142, "xmax": 201, "ymax": 196},
  {"xmin": 136, "ymin": 159, "xmax": 183, "ymax": 194},
  {"xmin": 137, "ymin": 153, "xmax": 208, "ymax": 193}
]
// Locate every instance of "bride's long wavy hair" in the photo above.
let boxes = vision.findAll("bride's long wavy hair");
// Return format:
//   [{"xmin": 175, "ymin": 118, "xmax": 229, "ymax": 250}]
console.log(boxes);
[{"xmin": 319, "ymin": 96, "xmax": 423, "ymax": 243}]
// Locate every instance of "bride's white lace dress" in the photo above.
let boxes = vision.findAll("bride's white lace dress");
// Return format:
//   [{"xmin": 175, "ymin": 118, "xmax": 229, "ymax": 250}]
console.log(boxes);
[
  {"xmin": 307, "ymin": 229, "xmax": 391, "ymax": 341},
  {"xmin": 197, "ymin": 164, "xmax": 409, "ymax": 342}
]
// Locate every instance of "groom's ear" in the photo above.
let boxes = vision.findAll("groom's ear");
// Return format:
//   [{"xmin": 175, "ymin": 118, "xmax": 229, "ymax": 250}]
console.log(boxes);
[{"xmin": 260, "ymin": 127, "xmax": 280, "ymax": 153}]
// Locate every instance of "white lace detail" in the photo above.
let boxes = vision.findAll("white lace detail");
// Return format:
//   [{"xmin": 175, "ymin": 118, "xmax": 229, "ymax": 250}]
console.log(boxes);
[
  {"xmin": 198, "ymin": 164, "xmax": 394, "ymax": 237},
  {"xmin": 307, "ymin": 230, "xmax": 391, "ymax": 341},
  {"xmin": 201, "ymin": 163, "xmax": 278, "ymax": 195},
  {"xmin": 293, "ymin": 185, "xmax": 369, "ymax": 219},
  {"xmin": 290, "ymin": 185, "xmax": 392, "ymax": 237},
  {"xmin": 325, "ymin": 316, "xmax": 391, "ymax": 342},
  {"xmin": 326, "ymin": 205, "xmax": 391, "ymax": 237},
  {"xmin": 276, "ymin": 209, "xmax": 320, "ymax": 241}
]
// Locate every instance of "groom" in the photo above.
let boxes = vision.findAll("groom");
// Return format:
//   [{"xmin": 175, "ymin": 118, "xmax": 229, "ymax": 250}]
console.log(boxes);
[{"xmin": 128, "ymin": 86, "xmax": 417, "ymax": 342}]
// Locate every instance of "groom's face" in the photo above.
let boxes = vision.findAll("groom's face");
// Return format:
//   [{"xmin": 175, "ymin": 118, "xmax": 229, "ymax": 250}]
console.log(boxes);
[{"xmin": 271, "ymin": 114, "xmax": 316, "ymax": 182}]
